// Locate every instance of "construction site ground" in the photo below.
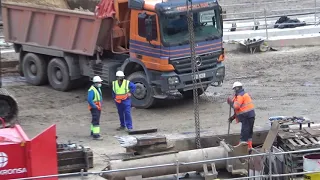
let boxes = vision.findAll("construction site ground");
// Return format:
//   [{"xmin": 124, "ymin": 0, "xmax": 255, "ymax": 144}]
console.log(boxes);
[{"xmin": 1, "ymin": 46, "xmax": 320, "ymax": 179}]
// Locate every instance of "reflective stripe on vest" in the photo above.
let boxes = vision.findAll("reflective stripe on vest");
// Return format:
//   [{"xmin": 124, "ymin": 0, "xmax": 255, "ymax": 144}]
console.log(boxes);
[
  {"xmin": 88, "ymin": 85, "xmax": 102, "ymax": 110},
  {"xmin": 112, "ymin": 80, "xmax": 130, "ymax": 103},
  {"xmin": 233, "ymin": 93, "xmax": 254, "ymax": 115}
]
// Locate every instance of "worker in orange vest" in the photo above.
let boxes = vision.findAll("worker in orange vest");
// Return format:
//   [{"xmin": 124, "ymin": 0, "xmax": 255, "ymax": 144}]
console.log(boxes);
[
  {"xmin": 112, "ymin": 71, "xmax": 136, "ymax": 132},
  {"xmin": 88, "ymin": 76, "xmax": 103, "ymax": 140},
  {"xmin": 227, "ymin": 82, "xmax": 255, "ymax": 149}
]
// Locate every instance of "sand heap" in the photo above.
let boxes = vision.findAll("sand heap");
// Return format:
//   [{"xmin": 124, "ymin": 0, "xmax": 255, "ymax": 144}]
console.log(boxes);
[{"xmin": 2, "ymin": 0, "xmax": 71, "ymax": 9}]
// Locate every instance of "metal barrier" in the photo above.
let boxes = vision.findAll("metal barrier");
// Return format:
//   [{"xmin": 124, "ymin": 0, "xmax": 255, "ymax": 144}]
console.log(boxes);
[
  {"xmin": 220, "ymin": 0, "xmax": 320, "ymax": 40},
  {"xmin": 13, "ymin": 146, "xmax": 320, "ymax": 180}
]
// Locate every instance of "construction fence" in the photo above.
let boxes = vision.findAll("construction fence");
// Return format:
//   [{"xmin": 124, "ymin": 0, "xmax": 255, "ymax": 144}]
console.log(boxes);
[
  {"xmin": 13, "ymin": 146, "xmax": 320, "ymax": 180},
  {"xmin": 219, "ymin": 0, "xmax": 319, "ymax": 40}
]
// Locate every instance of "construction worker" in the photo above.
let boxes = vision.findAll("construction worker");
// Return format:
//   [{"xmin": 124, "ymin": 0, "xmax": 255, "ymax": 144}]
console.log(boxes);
[
  {"xmin": 227, "ymin": 82, "xmax": 255, "ymax": 149},
  {"xmin": 112, "ymin": 71, "xmax": 136, "ymax": 132},
  {"xmin": 88, "ymin": 76, "xmax": 103, "ymax": 140}
]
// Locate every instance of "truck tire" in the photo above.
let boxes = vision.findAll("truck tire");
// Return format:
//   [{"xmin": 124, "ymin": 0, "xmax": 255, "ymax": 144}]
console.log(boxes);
[
  {"xmin": 180, "ymin": 86, "xmax": 208, "ymax": 99},
  {"xmin": 22, "ymin": 53, "xmax": 47, "ymax": 85},
  {"xmin": 127, "ymin": 71, "xmax": 155, "ymax": 109},
  {"xmin": 47, "ymin": 58, "xmax": 72, "ymax": 91}
]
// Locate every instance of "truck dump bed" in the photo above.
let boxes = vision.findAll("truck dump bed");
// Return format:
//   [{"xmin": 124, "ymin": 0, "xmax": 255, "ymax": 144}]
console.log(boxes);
[{"xmin": 1, "ymin": 2, "xmax": 113, "ymax": 56}]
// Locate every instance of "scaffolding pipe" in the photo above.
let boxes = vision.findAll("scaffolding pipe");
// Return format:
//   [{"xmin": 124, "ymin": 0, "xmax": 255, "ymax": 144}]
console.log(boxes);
[{"xmin": 102, "ymin": 145, "xmax": 229, "ymax": 180}]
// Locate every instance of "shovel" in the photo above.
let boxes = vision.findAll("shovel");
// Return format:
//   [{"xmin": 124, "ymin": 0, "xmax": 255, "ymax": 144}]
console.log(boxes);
[{"xmin": 227, "ymin": 104, "xmax": 232, "ymax": 137}]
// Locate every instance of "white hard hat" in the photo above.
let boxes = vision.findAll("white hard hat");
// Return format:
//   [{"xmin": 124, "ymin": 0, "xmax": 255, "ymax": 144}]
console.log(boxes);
[
  {"xmin": 92, "ymin": 76, "xmax": 103, "ymax": 83},
  {"xmin": 116, "ymin": 71, "xmax": 125, "ymax": 77},
  {"xmin": 232, "ymin": 81, "xmax": 243, "ymax": 89}
]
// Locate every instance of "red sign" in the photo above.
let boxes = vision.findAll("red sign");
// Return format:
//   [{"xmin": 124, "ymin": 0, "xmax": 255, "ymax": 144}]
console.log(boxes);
[
  {"xmin": 0, "ymin": 145, "xmax": 28, "ymax": 179},
  {"xmin": 0, "ymin": 125, "xmax": 58, "ymax": 180}
]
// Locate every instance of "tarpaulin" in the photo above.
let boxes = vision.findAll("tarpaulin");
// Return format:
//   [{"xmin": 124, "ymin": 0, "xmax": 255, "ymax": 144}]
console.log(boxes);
[{"xmin": 95, "ymin": 0, "xmax": 116, "ymax": 19}]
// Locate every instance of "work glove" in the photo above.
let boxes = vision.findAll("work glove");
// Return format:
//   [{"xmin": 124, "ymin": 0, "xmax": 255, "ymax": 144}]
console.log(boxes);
[{"xmin": 228, "ymin": 114, "xmax": 235, "ymax": 123}]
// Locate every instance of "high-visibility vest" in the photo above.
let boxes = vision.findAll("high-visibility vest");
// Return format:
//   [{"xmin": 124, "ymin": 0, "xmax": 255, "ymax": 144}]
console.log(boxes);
[
  {"xmin": 88, "ymin": 85, "xmax": 102, "ymax": 110},
  {"xmin": 232, "ymin": 93, "xmax": 254, "ymax": 116},
  {"xmin": 112, "ymin": 80, "xmax": 130, "ymax": 103}
]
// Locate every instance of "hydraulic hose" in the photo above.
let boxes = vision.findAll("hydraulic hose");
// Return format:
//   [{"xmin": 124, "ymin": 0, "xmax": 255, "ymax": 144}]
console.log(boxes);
[{"xmin": 0, "ymin": 88, "xmax": 18, "ymax": 126}]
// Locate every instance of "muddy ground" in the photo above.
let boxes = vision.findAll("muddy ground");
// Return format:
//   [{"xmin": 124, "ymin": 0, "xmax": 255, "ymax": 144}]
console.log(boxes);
[{"xmin": 1, "ymin": 46, "xmax": 320, "ymax": 179}]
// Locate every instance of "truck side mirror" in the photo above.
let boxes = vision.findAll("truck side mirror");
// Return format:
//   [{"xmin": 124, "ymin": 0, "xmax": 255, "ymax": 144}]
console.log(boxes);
[{"xmin": 145, "ymin": 17, "xmax": 153, "ymax": 42}]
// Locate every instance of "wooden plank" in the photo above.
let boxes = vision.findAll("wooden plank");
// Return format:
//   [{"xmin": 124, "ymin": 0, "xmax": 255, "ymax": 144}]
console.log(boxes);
[
  {"xmin": 315, "ymin": 137, "xmax": 320, "ymax": 141},
  {"xmin": 309, "ymin": 137, "xmax": 318, "ymax": 144},
  {"xmin": 136, "ymin": 136, "xmax": 166, "ymax": 146},
  {"xmin": 58, "ymin": 164, "xmax": 87, "ymax": 173},
  {"xmin": 128, "ymin": 128, "xmax": 158, "ymax": 135},
  {"xmin": 261, "ymin": 121, "xmax": 280, "ymax": 152},
  {"xmin": 295, "ymin": 139, "xmax": 305, "ymax": 146},
  {"xmin": 304, "ymin": 127, "xmax": 320, "ymax": 136},
  {"xmin": 303, "ymin": 138, "xmax": 312, "ymax": 145},
  {"xmin": 288, "ymin": 138, "xmax": 299, "ymax": 147}
]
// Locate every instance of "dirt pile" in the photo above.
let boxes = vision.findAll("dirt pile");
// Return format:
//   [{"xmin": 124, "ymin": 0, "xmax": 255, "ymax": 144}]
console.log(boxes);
[{"xmin": 2, "ymin": 0, "xmax": 70, "ymax": 9}]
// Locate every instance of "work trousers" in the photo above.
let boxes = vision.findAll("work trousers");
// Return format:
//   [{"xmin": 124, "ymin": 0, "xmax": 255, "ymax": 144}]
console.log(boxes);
[
  {"xmin": 240, "ymin": 117, "xmax": 255, "ymax": 142},
  {"xmin": 90, "ymin": 108, "xmax": 101, "ymax": 138},
  {"xmin": 116, "ymin": 102, "xmax": 133, "ymax": 129}
]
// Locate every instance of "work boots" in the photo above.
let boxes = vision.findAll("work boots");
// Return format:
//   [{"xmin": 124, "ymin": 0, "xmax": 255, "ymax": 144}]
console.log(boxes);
[
  {"xmin": 247, "ymin": 141, "xmax": 253, "ymax": 149},
  {"xmin": 93, "ymin": 135, "xmax": 103, "ymax": 140},
  {"xmin": 116, "ymin": 126, "xmax": 133, "ymax": 133},
  {"xmin": 116, "ymin": 126, "xmax": 125, "ymax": 131}
]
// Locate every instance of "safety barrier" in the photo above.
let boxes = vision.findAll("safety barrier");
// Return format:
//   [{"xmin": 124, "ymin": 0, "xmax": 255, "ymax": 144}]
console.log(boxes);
[
  {"xmin": 13, "ymin": 146, "xmax": 320, "ymax": 180},
  {"xmin": 219, "ymin": 0, "xmax": 320, "ymax": 40}
]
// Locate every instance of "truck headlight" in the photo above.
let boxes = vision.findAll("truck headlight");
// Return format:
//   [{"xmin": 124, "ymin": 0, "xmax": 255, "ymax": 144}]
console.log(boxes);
[
  {"xmin": 168, "ymin": 76, "xmax": 179, "ymax": 85},
  {"xmin": 216, "ymin": 68, "xmax": 225, "ymax": 77}
]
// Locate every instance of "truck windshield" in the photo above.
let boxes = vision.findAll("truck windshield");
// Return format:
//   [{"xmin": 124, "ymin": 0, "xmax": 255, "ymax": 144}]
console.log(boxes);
[{"xmin": 160, "ymin": 9, "xmax": 222, "ymax": 46}]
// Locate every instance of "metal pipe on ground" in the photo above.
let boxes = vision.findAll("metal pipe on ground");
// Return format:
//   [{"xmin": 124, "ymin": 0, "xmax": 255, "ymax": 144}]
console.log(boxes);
[
  {"xmin": 0, "ymin": 88, "xmax": 18, "ymax": 126},
  {"xmin": 101, "ymin": 145, "xmax": 228, "ymax": 180}
]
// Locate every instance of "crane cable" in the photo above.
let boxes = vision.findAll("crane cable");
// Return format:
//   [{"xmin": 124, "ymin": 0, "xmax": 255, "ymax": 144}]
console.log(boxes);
[{"xmin": 186, "ymin": 0, "xmax": 201, "ymax": 149}]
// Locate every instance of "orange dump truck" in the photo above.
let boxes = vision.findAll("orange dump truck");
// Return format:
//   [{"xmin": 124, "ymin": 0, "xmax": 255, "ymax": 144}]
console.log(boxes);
[{"xmin": 1, "ymin": 0, "xmax": 225, "ymax": 108}]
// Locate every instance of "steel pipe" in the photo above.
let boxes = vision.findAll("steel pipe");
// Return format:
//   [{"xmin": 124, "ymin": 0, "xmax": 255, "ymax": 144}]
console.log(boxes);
[{"xmin": 102, "ymin": 145, "xmax": 228, "ymax": 180}]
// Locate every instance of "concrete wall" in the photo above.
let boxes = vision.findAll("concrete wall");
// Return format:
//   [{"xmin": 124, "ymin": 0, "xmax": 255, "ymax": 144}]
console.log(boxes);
[
  {"xmin": 219, "ymin": 0, "xmax": 317, "ymax": 19},
  {"xmin": 224, "ymin": 35, "xmax": 320, "ymax": 52}
]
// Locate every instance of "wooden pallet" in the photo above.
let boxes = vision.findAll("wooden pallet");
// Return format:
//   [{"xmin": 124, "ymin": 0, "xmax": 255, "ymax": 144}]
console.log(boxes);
[
  {"xmin": 276, "ymin": 125, "xmax": 320, "ymax": 179},
  {"xmin": 285, "ymin": 167, "xmax": 304, "ymax": 178},
  {"xmin": 57, "ymin": 144, "xmax": 94, "ymax": 173},
  {"xmin": 278, "ymin": 136, "xmax": 320, "ymax": 150}
]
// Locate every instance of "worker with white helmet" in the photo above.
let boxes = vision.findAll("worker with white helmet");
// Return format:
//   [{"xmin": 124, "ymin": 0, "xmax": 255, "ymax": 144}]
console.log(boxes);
[
  {"xmin": 227, "ymin": 81, "xmax": 255, "ymax": 150},
  {"xmin": 87, "ymin": 75, "xmax": 103, "ymax": 140},
  {"xmin": 112, "ymin": 71, "xmax": 136, "ymax": 132}
]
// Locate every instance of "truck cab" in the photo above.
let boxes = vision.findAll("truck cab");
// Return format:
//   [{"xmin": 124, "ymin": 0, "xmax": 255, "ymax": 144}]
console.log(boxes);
[
  {"xmin": 1, "ymin": 0, "xmax": 224, "ymax": 109},
  {"xmin": 124, "ymin": 0, "xmax": 225, "ymax": 108}
]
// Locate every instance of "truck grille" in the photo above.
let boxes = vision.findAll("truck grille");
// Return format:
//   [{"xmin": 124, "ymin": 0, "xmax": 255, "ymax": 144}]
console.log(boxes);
[{"xmin": 169, "ymin": 52, "xmax": 219, "ymax": 74}]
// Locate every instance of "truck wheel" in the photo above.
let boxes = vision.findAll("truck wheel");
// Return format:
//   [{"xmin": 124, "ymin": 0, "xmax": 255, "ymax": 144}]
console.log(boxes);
[
  {"xmin": 180, "ymin": 86, "xmax": 208, "ymax": 99},
  {"xmin": 22, "ymin": 53, "xmax": 47, "ymax": 85},
  {"xmin": 127, "ymin": 71, "xmax": 155, "ymax": 109},
  {"xmin": 47, "ymin": 58, "xmax": 72, "ymax": 91}
]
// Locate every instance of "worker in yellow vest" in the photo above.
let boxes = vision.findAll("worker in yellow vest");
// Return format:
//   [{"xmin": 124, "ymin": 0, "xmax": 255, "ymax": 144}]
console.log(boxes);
[
  {"xmin": 87, "ymin": 76, "xmax": 103, "ymax": 140},
  {"xmin": 112, "ymin": 71, "xmax": 136, "ymax": 132}
]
